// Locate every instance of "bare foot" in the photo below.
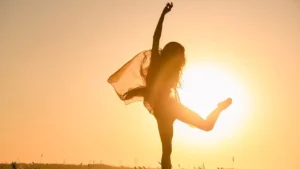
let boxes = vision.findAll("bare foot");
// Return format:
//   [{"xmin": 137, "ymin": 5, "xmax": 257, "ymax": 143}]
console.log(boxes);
[{"xmin": 217, "ymin": 98, "xmax": 232, "ymax": 110}]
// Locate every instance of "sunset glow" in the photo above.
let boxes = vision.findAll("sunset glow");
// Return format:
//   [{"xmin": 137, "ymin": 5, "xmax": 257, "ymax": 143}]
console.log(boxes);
[
  {"xmin": 176, "ymin": 62, "xmax": 252, "ymax": 145},
  {"xmin": 1, "ymin": 1, "xmax": 299, "ymax": 169}
]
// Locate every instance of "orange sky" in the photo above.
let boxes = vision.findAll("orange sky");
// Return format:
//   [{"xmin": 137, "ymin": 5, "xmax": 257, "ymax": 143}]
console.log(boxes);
[{"xmin": 1, "ymin": 0, "xmax": 300, "ymax": 169}]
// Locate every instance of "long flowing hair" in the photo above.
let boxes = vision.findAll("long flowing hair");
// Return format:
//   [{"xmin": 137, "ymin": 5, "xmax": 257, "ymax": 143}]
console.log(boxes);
[{"xmin": 150, "ymin": 42, "xmax": 186, "ymax": 90}]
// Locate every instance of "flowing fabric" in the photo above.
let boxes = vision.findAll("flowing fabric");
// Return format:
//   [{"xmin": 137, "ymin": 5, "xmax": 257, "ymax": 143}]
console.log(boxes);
[{"xmin": 107, "ymin": 49, "xmax": 180, "ymax": 114}]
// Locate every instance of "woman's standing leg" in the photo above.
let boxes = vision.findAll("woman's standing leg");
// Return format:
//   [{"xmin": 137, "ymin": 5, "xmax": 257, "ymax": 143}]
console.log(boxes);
[{"xmin": 156, "ymin": 116, "xmax": 175, "ymax": 169}]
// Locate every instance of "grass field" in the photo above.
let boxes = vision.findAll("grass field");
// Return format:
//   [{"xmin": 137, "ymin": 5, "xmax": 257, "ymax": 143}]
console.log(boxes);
[
  {"xmin": 0, "ymin": 163, "xmax": 143, "ymax": 169},
  {"xmin": 0, "ymin": 162, "xmax": 233, "ymax": 169}
]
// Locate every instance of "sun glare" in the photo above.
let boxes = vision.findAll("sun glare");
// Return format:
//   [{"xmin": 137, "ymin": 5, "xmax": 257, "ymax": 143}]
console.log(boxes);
[{"xmin": 174, "ymin": 62, "xmax": 251, "ymax": 146}]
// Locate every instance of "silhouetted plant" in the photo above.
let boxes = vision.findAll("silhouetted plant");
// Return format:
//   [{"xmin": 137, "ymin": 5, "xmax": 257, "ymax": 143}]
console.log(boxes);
[{"xmin": 11, "ymin": 161, "xmax": 17, "ymax": 169}]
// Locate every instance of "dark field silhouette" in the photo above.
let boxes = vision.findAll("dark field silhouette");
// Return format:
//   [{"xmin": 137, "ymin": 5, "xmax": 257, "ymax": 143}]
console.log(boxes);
[
  {"xmin": 0, "ymin": 162, "xmax": 234, "ymax": 169},
  {"xmin": 1, "ymin": 163, "xmax": 139, "ymax": 169}
]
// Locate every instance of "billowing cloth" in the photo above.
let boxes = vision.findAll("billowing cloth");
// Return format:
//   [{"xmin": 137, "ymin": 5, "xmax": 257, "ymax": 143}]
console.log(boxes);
[
  {"xmin": 107, "ymin": 49, "xmax": 180, "ymax": 114},
  {"xmin": 107, "ymin": 50, "xmax": 152, "ymax": 111}
]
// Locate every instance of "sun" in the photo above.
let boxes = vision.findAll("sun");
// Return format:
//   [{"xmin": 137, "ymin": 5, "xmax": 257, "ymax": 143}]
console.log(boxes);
[{"xmin": 174, "ymin": 61, "xmax": 252, "ymax": 146}]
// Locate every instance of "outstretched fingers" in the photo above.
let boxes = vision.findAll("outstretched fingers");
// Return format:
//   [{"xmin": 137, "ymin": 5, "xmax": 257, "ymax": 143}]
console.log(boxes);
[
  {"xmin": 163, "ymin": 2, "xmax": 173, "ymax": 13},
  {"xmin": 167, "ymin": 2, "xmax": 173, "ymax": 8},
  {"xmin": 167, "ymin": 2, "xmax": 173, "ymax": 10}
]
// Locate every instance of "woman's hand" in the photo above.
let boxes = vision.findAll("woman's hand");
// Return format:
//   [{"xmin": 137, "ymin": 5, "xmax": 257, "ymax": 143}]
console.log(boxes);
[{"xmin": 163, "ymin": 2, "xmax": 173, "ymax": 14}]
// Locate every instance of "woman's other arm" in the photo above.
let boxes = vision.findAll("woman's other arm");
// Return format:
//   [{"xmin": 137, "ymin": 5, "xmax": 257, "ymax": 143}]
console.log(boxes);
[{"xmin": 151, "ymin": 2, "xmax": 173, "ymax": 60}]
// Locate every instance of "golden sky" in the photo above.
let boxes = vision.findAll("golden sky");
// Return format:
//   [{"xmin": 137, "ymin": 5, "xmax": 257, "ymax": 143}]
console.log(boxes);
[{"xmin": 1, "ymin": 0, "xmax": 300, "ymax": 169}]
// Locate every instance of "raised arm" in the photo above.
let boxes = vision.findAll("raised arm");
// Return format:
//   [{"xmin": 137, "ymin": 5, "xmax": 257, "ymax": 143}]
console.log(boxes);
[{"xmin": 151, "ymin": 2, "xmax": 173, "ymax": 58}]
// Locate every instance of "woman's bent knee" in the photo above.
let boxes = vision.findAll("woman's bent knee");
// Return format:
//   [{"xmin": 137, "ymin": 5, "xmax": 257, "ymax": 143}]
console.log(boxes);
[{"xmin": 198, "ymin": 122, "xmax": 214, "ymax": 132}]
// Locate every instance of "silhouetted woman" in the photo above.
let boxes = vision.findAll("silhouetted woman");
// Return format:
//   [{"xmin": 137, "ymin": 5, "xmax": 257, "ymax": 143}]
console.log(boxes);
[{"xmin": 108, "ymin": 2, "xmax": 232, "ymax": 169}]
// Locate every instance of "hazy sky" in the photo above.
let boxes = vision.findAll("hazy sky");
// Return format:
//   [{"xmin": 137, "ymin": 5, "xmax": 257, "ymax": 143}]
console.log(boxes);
[{"xmin": 1, "ymin": 0, "xmax": 300, "ymax": 169}]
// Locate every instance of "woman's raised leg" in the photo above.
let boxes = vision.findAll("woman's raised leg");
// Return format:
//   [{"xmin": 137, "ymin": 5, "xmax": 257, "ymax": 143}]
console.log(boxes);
[{"xmin": 175, "ymin": 98, "xmax": 232, "ymax": 131}]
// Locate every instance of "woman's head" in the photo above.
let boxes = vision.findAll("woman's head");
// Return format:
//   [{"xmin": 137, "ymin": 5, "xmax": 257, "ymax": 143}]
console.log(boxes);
[
  {"xmin": 161, "ymin": 42, "xmax": 185, "ymax": 59},
  {"xmin": 160, "ymin": 42, "xmax": 186, "ymax": 88}
]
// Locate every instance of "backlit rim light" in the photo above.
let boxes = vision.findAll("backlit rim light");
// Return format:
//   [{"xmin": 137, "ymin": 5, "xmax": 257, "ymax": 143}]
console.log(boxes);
[{"xmin": 174, "ymin": 62, "xmax": 252, "ymax": 146}]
